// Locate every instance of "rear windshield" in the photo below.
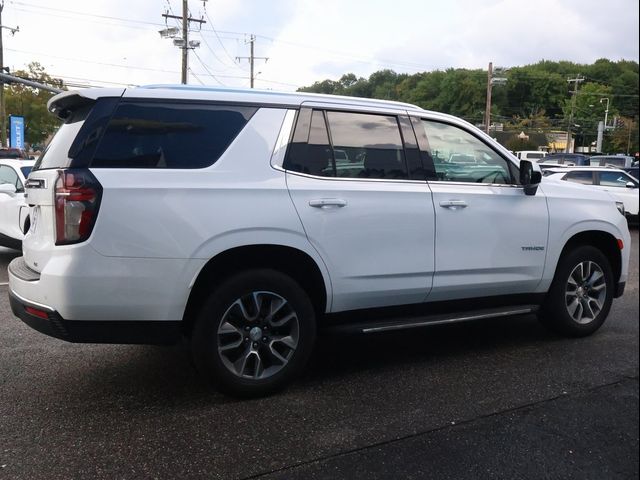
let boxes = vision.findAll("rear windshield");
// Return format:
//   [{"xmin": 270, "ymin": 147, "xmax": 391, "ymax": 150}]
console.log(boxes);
[{"xmin": 33, "ymin": 105, "xmax": 90, "ymax": 170}]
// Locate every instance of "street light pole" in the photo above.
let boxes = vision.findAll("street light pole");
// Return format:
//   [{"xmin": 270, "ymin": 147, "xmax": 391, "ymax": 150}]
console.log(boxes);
[
  {"xmin": 600, "ymin": 97, "xmax": 609, "ymax": 129},
  {"xmin": 595, "ymin": 97, "xmax": 610, "ymax": 153}
]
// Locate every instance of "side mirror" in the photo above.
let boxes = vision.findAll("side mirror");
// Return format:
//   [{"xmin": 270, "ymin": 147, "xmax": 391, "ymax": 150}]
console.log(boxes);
[
  {"xmin": 626, "ymin": 182, "xmax": 637, "ymax": 188},
  {"xmin": 519, "ymin": 160, "xmax": 542, "ymax": 196},
  {"xmin": 0, "ymin": 183, "xmax": 17, "ymax": 196}
]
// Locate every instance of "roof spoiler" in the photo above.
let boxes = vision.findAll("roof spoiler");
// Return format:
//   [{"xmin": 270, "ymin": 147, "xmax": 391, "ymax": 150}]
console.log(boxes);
[{"xmin": 47, "ymin": 88, "xmax": 126, "ymax": 120}]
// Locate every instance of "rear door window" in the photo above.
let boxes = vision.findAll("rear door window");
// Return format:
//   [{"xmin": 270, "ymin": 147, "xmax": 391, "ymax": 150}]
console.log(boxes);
[
  {"xmin": 284, "ymin": 109, "xmax": 409, "ymax": 180},
  {"xmin": 91, "ymin": 102, "xmax": 256, "ymax": 169},
  {"xmin": 326, "ymin": 111, "xmax": 407, "ymax": 179}
]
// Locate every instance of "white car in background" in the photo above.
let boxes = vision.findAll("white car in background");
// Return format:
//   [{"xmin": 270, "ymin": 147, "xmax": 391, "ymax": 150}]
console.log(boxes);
[
  {"xmin": 544, "ymin": 166, "xmax": 639, "ymax": 222},
  {"xmin": 0, "ymin": 159, "xmax": 35, "ymax": 250}
]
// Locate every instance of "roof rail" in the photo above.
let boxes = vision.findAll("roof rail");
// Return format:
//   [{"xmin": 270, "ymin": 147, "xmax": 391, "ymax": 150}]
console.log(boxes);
[{"xmin": 136, "ymin": 84, "xmax": 422, "ymax": 110}]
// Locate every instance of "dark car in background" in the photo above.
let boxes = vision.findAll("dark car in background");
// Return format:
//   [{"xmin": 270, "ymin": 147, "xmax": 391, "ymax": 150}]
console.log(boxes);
[
  {"xmin": 589, "ymin": 155, "xmax": 636, "ymax": 169},
  {"xmin": 0, "ymin": 148, "xmax": 32, "ymax": 160},
  {"xmin": 624, "ymin": 166, "xmax": 639, "ymax": 180},
  {"xmin": 540, "ymin": 153, "xmax": 591, "ymax": 166}
]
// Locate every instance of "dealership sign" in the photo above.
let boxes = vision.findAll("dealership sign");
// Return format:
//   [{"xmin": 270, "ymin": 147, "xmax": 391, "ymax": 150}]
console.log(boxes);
[{"xmin": 10, "ymin": 115, "xmax": 25, "ymax": 149}]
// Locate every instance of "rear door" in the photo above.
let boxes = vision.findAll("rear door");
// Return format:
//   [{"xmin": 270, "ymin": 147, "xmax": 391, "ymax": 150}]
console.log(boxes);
[{"xmin": 284, "ymin": 107, "xmax": 436, "ymax": 312}]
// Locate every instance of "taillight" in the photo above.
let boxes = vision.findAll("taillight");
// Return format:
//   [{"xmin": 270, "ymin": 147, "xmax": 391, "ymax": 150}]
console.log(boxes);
[{"xmin": 54, "ymin": 169, "xmax": 102, "ymax": 245}]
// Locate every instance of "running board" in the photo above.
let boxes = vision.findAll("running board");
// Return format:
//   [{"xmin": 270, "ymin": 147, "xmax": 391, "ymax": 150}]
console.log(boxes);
[{"xmin": 325, "ymin": 305, "xmax": 539, "ymax": 334}]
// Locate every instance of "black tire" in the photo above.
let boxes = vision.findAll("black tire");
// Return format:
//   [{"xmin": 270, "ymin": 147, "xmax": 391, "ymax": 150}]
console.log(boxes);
[
  {"xmin": 191, "ymin": 269, "xmax": 316, "ymax": 397},
  {"xmin": 539, "ymin": 245, "xmax": 614, "ymax": 337}
]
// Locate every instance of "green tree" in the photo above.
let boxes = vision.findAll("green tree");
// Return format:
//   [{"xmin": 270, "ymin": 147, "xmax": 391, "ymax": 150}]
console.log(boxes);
[
  {"xmin": 297, "ymin": 59, "xmax": 639, "ymax": 138},
  {"xmin": 561, "ymin": 82, "xmax": 617, "ymax": 149},
  {"xmin": 5, "ymin": 62, "xmax": 65, "ymax": 146}
]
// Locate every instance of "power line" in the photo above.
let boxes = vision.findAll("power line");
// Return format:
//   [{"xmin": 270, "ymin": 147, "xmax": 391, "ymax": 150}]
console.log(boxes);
[
  {"xmin": 192, "ymin": 50, "xmax": 223, "ymax": 85},
  {"xmin": 202, "ymin": 9, "xmax": 240, "ymax": 68},
  {"xmin": 188, "ymin": 67, "xmax": 205, "ymax": 86},
  {"xmin": 10, "ymin": 1, "xmax": 165, "ymax": 27}
]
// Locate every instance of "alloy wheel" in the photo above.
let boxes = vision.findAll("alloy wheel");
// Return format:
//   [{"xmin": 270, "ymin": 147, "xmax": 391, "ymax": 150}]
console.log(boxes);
[
  {"xmin": 217, "ymin": 291, "xmax": 299, "ymax": 379},
  {"xmin": 565, "ymin": 261, "xmax": 607, "ymax": 324}
]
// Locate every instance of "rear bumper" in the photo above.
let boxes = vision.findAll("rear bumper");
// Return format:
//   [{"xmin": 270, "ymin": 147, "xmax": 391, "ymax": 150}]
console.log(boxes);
[{"xmin": 9, "ymin": 290, "xmax": 181, "ymax": 345}]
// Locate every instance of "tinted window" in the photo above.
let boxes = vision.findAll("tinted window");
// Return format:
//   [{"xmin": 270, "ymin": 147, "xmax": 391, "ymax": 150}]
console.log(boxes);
[
  {"xmin": 563, "ymin": 171, "xmax": 593, "ymax": 185},
  {"xmin": 599, "ymin": 171, "xmax": 635, "ymax": 187},
  {"xmin": 20, "ymin": 167, "xmax": 32, "ymax": 178},
  {"xmin": 284, "ymin": 110, "xmax": 409, "ymax": 180},
  {"xmin": 420, "ymin": 120, "xmax": 512, "ymax": 184},
  {"xmin": 326, "ymin": 111, "xmax": 407, "ymax": 179},
  {"xmin": 91, "ymin": 102, "xmax": 256, "ymax": 169}
]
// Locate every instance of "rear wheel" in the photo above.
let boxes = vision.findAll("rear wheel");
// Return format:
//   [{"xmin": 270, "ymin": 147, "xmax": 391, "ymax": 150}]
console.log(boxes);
[
  {"xmin": 540, "ymin": 246, "xmax": 614, "ymax": 337},
  {"xmin": 191, "ymin": 269, "xmax": 316, "ymax": 397}
]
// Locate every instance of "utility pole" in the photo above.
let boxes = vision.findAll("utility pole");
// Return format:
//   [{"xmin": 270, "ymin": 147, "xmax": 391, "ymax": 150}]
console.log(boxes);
[
  {"xmin": 236, "ymin": 35, "xmax": 268, "ymax": 88},
  {"xmin": 484, "ymin": 62, "xmax": 492, "ymax": 134},
  {"xmin": 181, "ymin": 0, "xmax": 188, "ymax": 84},
  {"xmin": 161, "ymin": 1, "xmax": 205, "ymax": 85},
  {"xmin": 483, "ymin": 63, "xmax": 506, "ymax": 135},
  {"xmin": 0, "ymin": 1, "xmax": 19, "ymax": 147},
  {"xmin": 565, "ymin": 75, "xmax": 584, "ymax": 153}
]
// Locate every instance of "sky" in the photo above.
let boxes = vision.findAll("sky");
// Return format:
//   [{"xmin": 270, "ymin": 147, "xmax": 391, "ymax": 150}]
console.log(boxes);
[{"xmin": 3, "ymin": 0, "xmax": 639, "ymax": 92}]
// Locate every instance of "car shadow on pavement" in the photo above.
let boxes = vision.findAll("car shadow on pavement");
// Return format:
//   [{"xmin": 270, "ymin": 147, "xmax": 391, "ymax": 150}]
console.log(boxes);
[
  {"xmin": 304, "ymin": 313, "xmax": 555, "ymax": 382},
  {"xmin": 34, "ymin": 313, "xmax": 563, "ymax": 409}
]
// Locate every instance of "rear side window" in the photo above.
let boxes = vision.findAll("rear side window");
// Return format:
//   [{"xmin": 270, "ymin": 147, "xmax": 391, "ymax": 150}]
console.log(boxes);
[{"xmin": 91, "ymin": 102, "xmax": 256, "ymax": 169}]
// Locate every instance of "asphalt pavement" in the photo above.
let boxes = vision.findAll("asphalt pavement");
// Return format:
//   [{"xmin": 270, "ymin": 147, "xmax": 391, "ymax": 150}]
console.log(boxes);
[{"xmin": 0, "ymin": 229, "xmax": 637, "ymax": 480}]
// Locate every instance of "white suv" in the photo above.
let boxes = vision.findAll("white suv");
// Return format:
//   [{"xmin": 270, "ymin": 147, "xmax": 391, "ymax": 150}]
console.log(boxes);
[{"xmin": 8, "ymin": 86, "xmax": 631, "ymax": 396}]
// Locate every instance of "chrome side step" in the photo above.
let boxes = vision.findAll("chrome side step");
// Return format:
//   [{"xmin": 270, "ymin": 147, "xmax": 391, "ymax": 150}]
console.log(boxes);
[{"xmin": 326, "ymin": 305, "xmax": 539, "ymax": 335}]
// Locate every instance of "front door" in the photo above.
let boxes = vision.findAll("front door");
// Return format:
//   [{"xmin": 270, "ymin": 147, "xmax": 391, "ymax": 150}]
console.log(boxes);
[{"xmin": 414, "ymin": 118, "xmax": 549, "ymax": 301}]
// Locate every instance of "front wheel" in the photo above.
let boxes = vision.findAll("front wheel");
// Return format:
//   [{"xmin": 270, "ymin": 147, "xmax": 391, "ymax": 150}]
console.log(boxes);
[
  {"xmin": 539, "ymin": 246, "xmax": 614, "ymax": 337},
  {"xmin": 191, "ymin": 269, "xmax": 316, "ymax": 397}
]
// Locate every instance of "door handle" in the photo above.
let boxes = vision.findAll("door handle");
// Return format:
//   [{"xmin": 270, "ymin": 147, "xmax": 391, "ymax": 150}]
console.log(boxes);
[
  {"xmin": 309, "ymin": 198, "xmax": 348, "ymax": 208},
  {"xmin": 439, "ymin": 200, "xmax": 468, "ymax": 209}
]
